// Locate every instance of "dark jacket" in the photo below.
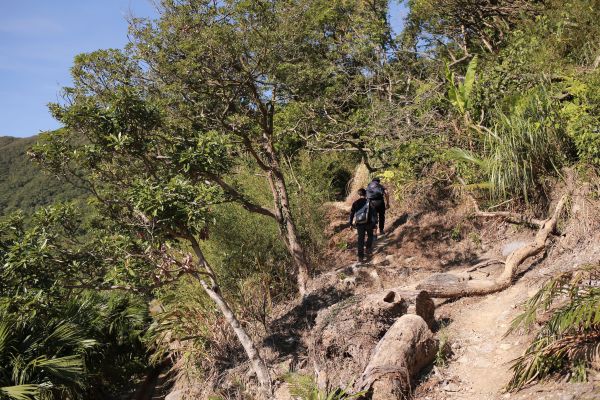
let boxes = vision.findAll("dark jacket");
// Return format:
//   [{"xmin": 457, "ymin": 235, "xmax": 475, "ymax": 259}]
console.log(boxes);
[{"xmin": 349, "ymin": 198, "xmax": 367, "ymax": 225}]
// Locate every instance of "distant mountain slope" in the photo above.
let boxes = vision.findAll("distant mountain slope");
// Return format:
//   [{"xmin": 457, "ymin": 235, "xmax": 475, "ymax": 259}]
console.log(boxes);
[{"xmin": 0, "ymin": 136, "xmax": 83, "ymax": 216}]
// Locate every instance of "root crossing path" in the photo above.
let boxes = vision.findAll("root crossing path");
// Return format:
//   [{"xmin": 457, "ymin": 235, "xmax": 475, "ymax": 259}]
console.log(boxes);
[{"xmin": 419, "ymin": 280, "xmax": 535, "ymax": 400}]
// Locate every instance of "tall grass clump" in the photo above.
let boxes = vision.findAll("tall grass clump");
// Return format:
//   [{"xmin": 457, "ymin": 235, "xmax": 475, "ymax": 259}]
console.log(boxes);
[
  {"xmin": 452, "ymin": 88, "xmax": 572, "ymax": 202},
  {"xmin": 506, "ymin": 265, "xmax": 600, "ymax": 391}
]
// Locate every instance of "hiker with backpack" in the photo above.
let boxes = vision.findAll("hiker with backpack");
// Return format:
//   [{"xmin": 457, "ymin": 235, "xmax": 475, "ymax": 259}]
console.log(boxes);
[
  {"xmin": 349, "ymin": 188, "xmax": 376, "ymax": 262},
  {"xmin": 366, "ymin": 177, "xmax": 389, "ymax": 236}
]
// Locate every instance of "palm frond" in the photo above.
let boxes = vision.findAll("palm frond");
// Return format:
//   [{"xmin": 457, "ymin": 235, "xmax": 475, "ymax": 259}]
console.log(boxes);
[
  {"xmin": 506, "ymin": 265, "xmax": 600, "ymax": 391},
  {"xmin": 30, "ymin": 355, "xmax": 85, "ymax": 385},
  {"xmin": 0, "ymin": 384, "xmax": 40, "ymax": 400},
  {"xmin": 0, "ymin": 320, "xmax": 13, "ymax": 355}
]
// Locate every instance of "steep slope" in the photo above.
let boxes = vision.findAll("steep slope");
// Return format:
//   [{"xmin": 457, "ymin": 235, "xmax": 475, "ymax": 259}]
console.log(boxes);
[
  {"xmin": 0, "ymin": 135, "xmax": 83, "ymax": 216},
  {"xmin": 269, "ymin": 168, "xmax": 600, "ymax": 399},
  {"xmin": 145, "ymin": 161, "xmax": 600, "ymax": 400}
]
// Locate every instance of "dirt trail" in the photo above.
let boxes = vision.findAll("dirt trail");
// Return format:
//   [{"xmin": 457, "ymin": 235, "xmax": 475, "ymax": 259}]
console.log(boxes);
[
  {"xmin": 272, "ymin": 170, "xmax": 600, "ymax": 400},
  {"xmin": 422, "ymin": 280, "xmax": 535, "ymax": 399},
  {"xmin": 344, "ymin": 213, "xmax": 533, "ymax": 399},
  {"xmin": 381, "ymin": 238, "xmax": 599, "ymax": 399},
  {"xmin": 324, "ymin": 179, "xmax": 600, "ymax": 399}
]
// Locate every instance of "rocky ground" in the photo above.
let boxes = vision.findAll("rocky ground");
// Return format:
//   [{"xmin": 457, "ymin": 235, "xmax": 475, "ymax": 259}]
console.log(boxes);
[
  {"xmin": 271, "ymin": 170, "xmax": 600, "ymax": 399},
  {"xmin": 166, "ymin": 168, "xmax": 600, "ymax": 399}
]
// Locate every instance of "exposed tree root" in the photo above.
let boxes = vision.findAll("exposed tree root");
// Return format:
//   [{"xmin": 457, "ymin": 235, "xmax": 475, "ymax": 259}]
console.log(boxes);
[
  {"xmin": 466, "ymin": 258, "xmax": 505, "ymax": 272},
  {"xmin": 417, "ymin": 194, "xmax": 568, "ymax": 298}
]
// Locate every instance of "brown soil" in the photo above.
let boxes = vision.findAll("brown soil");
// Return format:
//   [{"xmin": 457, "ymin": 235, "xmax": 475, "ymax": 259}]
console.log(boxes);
[
  {"xmin": 168, "ymin": 169, "xmax": 600, "ymax": 400},
  {"xmin": 270, "ymin": 174, "xmax": 600, "ymax": 399}
]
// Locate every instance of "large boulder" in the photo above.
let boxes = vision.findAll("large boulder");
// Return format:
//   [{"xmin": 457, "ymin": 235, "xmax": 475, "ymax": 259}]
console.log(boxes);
[{"xmin": 309, "ymin": 291, "xmax": 408, "ymax": 390}]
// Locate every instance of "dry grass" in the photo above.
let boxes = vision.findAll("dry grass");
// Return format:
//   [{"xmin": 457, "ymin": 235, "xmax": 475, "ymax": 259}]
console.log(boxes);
[{"xmin": 345, "ymin": 163, "xmax": 370, "ymax": 205}]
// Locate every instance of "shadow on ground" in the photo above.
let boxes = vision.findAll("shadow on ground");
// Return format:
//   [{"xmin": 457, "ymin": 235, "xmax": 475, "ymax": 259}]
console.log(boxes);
[{"xmin": 263, "ymin": 286, "xmax": 353, "ymax": 358}]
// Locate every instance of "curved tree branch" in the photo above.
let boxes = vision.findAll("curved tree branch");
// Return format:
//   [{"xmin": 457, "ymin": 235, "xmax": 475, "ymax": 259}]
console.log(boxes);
[{"xmin": 204, "ymin": 172, "xmax": 277, "ymax": 220}]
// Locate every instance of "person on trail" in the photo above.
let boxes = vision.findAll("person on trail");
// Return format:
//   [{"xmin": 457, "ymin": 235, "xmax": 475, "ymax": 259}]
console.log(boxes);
[
  {"xmin": 366, "ymin": 177, "xmax": 390, "ymax": 236},
  {"xmin": 349, "ymin": 188, "xmax": 376, "ymax": 262}
]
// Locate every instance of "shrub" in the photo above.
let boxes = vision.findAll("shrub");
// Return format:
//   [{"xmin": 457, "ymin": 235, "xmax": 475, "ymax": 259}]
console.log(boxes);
[
  {"xmin": 558, "ymin": 74, "xmax": 600, "ymax": 167},
  {"xmin": 383, "ymin": 137, "xmax": 443, "ymax": 200},
  {"xmin": 451, "ymin": 88, "xmax": 572, "ymax": 202}
]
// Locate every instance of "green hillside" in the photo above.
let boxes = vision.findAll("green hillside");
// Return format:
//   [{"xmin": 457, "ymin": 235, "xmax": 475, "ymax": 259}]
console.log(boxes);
[
  {"xmin": 0, "ymin": 136, "xmax": 83, "ymax": 216},
  {"xmin": 2, "ymin": 1, "xmax": 600, "ymax": 398}
]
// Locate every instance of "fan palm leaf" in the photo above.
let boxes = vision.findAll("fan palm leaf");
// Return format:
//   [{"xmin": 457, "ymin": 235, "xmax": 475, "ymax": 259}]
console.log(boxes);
[
  {"xmin": 507, "ymin": 265, "xmax": 600, "ymax": 391},
  {"xmin": 0, "ymin": 384, "xmax": 40, "ymax": 400}
]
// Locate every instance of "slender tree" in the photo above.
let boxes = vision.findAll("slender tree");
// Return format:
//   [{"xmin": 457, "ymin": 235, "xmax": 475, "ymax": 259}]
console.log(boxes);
[
  {"xmin": 124, "ymin": 0, "xmax": 395, "ymax": 294},
  {"xmin": 33, "ymin": 81, "xmax": 273, "ymax": 390},
  {"xmin": 32, "ymin": 0, "xmax": 397, "ymax": 391}
]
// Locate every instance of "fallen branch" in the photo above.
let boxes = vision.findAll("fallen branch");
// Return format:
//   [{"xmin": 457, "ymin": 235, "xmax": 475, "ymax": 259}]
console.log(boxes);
[
  {"xmin": 466, "ymin": 258, "xmax": 505, "ymax": 272},
  {"xmin": 358, "ymin": 314, "xmax": 438, "ymax": 399},
  {"xmin": 418, "ymin": 194, "xmax": 568, "ymax": 298},
  {"xmin": 468, "ymin": 195, "xmax": 544, "ymax": 227},
  {"xmin": 474, "ymin": 209, "xmax": 543, "ymax": 227}
]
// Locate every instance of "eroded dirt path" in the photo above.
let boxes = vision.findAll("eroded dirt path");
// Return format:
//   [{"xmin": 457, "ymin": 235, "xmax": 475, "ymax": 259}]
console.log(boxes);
[
  {"xmin": 420, "ymin": 279, "xmax": 535, "ymax": 399},
  {"xmin": 294, "ymin": 172, "xmax": 600, "ymax": 400}
]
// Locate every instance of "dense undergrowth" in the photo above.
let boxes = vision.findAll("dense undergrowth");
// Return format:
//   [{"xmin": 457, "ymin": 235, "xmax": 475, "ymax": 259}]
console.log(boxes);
[
  {"xmin": 0, "ymin": 137, "xmax": 84, "ymax": 215},
  {"xmin": 1, "ymin": 0, "xmax": 600, "ymax": 398}
]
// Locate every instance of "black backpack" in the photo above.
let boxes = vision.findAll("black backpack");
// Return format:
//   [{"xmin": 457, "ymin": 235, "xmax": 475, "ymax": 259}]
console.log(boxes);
[
  {"xmin": 366, "ymin": 181, "xmax": 384, "ymax": 200},
  {"xmin": 354, "ymin": 200, "xmax": 371, "ymax": 225}
]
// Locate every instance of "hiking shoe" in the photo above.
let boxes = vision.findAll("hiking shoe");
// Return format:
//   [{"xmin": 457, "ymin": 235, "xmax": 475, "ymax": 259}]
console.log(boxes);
[
  {"xmin": 357, "ymin": 256, "xmax": 365, "ymax": 263},
  {"xmin": 379, "ymin": 228, "xmax": 385, "ymax": 236}
]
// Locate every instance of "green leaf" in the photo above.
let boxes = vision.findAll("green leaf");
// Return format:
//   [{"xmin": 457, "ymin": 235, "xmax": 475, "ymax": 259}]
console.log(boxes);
[
  {"xmin": 0, "ymin": 384, "xmax": 40, "ymax": 400},
  {"xmin": 463, "ymin": 56, "xmax": 478, "ymax": 107}
]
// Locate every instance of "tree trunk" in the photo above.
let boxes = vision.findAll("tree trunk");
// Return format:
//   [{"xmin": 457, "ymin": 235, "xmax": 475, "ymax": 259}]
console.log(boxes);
[
  {"xmin": 381, "ymin": 289, "xmax": 436, "ymax": 329},
  {"xmin": 188, "ymin": 237, "xmax": 272, "ymax": 394},
  {"xmin": 358, "ymin": 314, "xmax": 438, "ymax": 399},
  {"xmin": 235, "ymin": 94, "xmax": 311, "ymax": 297},
  {"xmin": 417, "ymin": 194, "xmax": 568, "ymax": 298},
  {"xmin": 265, "ymin": 146, "xmax": 310, "ymax": 296}
]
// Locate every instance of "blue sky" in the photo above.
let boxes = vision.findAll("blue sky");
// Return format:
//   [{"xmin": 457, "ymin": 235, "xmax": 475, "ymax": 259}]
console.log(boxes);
[
  {"xmin": 0, "ymin": 0, "xmax": 158, "ymax": 137},
  {"xmin": 1, "ymin": 1, "xmax": 407, "ymax": 138}
]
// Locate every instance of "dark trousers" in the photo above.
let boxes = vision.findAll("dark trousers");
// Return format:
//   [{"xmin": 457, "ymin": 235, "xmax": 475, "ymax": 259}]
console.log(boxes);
[
  {"xmin": 356, "ymin": 223, "xmax": 374, "ymax": 259},
  {"xmin": 370, "ymin": 199, "xmax": 385, "ymax": 232}
]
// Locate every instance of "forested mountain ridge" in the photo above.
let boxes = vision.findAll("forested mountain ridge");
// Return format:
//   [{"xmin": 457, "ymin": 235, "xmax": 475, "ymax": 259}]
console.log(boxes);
[
  {"xmin": 1, "ymin": 0, "xmax": 600, "ymax": 399},
  {"xmin": 0, "ymin": 135, "xmax": 82, "ymax": 215}
]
